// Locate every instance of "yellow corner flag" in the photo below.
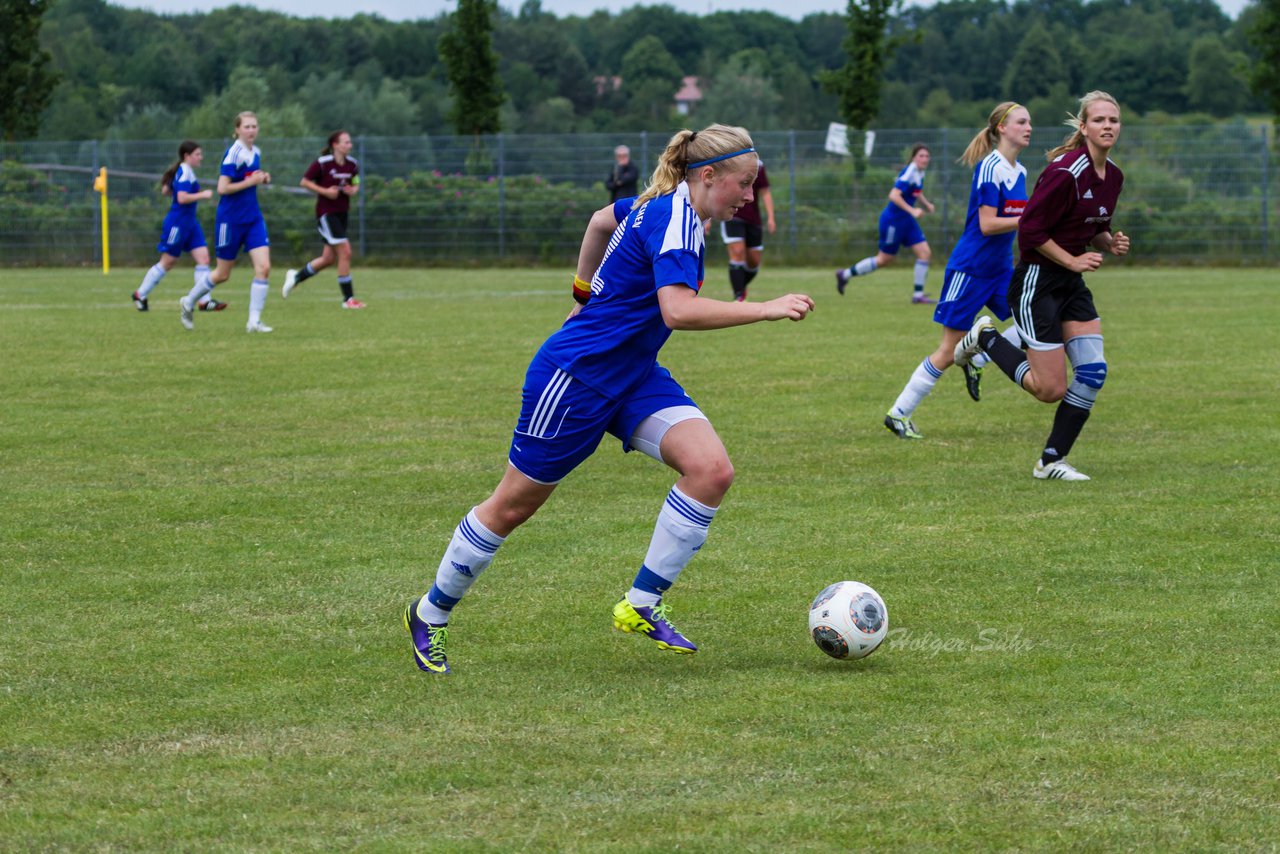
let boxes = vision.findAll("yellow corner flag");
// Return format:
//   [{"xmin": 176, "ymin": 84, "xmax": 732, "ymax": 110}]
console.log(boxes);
[{"xmin": 92, "ymin": 167, "xmax": 109, "ymax": 274}]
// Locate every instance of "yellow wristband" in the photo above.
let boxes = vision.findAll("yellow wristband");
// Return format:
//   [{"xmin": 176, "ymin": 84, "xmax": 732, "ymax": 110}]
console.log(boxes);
[{"xmin": 572, "ymin": 275, "xmax": 592, "ymax": 305}]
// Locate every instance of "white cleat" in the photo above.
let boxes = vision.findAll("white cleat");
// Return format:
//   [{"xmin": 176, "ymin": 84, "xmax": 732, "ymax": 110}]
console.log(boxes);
[
  {"xmin": 179, "ymin": 297, "xmax": 195, "ymax": 330},
  {"xmin": 246, "ymin": 321, "xmax": 274, "ymax": 333},
  {"xmin": 1034, "ymin": 459, "xmax": 1091, "ymax": 481},
  {"xmin": 282, "ymin": 269, "xmax": 299, "ymax": 299},
  {"xmin": 954, "ymin": 314, "xmax": 995, "ymax": 368}
]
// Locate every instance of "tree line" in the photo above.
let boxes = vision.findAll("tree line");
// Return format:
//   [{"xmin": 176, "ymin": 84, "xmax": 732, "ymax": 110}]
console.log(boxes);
[{"xmin": 3, "ymin": 0, "xmax": 1274, "ymax": 143}]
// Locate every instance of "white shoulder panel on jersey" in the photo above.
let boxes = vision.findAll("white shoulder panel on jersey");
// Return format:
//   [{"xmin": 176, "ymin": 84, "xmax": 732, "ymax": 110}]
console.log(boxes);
[
  {"xmin": 319, "ymin": 155, "xmax": 334, "ymax": 164},
  {"xmin": 177, "ymin": 163, "xmax": 196, "ymax": 183},
  {"xmin": 659, "ymin": 182, "xmax": 702, "ymax": 256},
  {"xmin": 224, "ymin": 140, "xmax": 258, "ymax": 167}
]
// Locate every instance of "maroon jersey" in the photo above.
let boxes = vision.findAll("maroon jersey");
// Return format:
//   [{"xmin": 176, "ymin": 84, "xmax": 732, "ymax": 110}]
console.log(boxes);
[
  {"xmin": 304, "ymin": 154, "xmax": 360, "ymax": 217},
  {"xmin": 732, "ymin": 162, "xmax": 770, "ymax": 227},
  {"xmin": 1018, "ymin": 147, "xmax": 1123, "ymax": 266}
]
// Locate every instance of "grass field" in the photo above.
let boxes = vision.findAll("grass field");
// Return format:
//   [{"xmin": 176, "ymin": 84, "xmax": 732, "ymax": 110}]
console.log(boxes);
[{"xmin": 3, "ymin": 266, "xmax": 1278, "ymax": 851}]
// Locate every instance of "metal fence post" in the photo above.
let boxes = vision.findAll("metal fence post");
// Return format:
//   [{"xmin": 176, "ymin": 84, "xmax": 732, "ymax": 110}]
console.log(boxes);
[
  {"xmin": 91, "ymin": 140, "xmax": 100, "ymax": 267},
  {"xmin": 498, "ymin": 133, "xmax": 506, "ymax": 260},
  {"xmin": 788, "ymin": 130, "xmax": 797, "ymax": 258},
  {"xmin": 940, "ymin": 127, "xmax": 950, "ymax": 252},
  {"xmin": 641, "ymin": 131, "xmax": 648, "ymax": 178},
  {"xmin": 357, "ymin": 135, "xmax": 367, "ymax": 258},
  {"xmin": 1262, "ymin": 125, "xmax": 1270, "ymax": 260}
]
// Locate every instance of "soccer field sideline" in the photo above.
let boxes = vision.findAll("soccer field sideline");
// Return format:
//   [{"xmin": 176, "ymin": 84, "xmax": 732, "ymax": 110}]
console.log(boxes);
[{"xmin": 2, "ymin": 267, "xmax": 1277, "ymax": 850}]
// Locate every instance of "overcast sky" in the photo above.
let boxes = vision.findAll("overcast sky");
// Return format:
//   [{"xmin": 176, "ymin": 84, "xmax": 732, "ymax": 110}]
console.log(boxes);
[{"xmin": 110, "ymin": 0, "xmax": 1253, "ymax": 23}]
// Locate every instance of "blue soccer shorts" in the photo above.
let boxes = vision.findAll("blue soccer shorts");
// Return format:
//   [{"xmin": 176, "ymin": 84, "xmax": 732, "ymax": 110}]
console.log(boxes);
[
  {"xmin": 933, "ymin": 268, "xmax": 1013, "ymax": 330},
  {"xmin": 156, "ymin": 218, "xmax": 207, "ymax": 257},
  {"xmin": 877, "ymin": 209, "xmax": 926, "ymax": 255},
  {"xmin": 508, "ymin": 357, "xmax": 698, "ymax": 484},
  {"xmin": 214, "ymin": 216, "xmax": 270, "ymax": 260}
]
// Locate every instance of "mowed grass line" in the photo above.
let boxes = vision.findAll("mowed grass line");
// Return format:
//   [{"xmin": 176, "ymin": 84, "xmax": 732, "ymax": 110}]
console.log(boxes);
[{"xmin": 1, "ymin": 267, "xmax": 1277, "ymax": 851}]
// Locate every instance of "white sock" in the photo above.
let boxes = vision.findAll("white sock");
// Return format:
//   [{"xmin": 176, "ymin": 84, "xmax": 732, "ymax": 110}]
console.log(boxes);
[
  {"xmin": 248, "ymin": 279, "xmax": 269, "ymax": 325},
  {"xmin": 890, "ymin": 357, "xmax": 944, "ymax": 418},
  {"xmin": 627, "ymin": 486, "xmax": 716, "ymax": 608},
  {"xmin": 184, "ymin": 272, "xmax": 214, "ymax": 306},
  {"xmin": 913, "ymin": 260, "xmax": 930, "ymax": 291},
  {"xmin": 417, "ymin": 509, "xmax": 506, "ymax": 624},
  {"xmin": 853, "ymin": 257, "xmax": 878, "ymax": 277},
  {"xmin": 193, "ymin": 264, "xmax": 209, "ymax": 288},
  {"xmin": 137, "ymin": 263, "xmax": 167, "ymax": 298}
]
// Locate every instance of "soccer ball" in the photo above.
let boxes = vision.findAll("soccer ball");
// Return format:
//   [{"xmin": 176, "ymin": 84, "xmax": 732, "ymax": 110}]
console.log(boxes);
[{"xmin": 809, "ymin": 581, "xmax": 889, "ymax": 660}]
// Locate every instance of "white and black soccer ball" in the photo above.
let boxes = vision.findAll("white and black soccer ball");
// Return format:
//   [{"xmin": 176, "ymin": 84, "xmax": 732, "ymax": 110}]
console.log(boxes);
[{"xmin": 808, "ymin": 581, "xmax": 889, "ymax": 660}]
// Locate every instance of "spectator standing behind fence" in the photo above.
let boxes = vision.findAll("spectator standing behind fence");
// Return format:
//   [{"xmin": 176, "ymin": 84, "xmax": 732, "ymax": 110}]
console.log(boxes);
[
  {"xmin": 883, "ymin": 103, "xmax": 1032, "ymax": 440},
  {"xmin": 713, "ymin": 158, "xmax": 775, "ymax": 302},
  {"xmin": 954, "ymin": 91, "xmax": 1129, "ymax": 482},
  {"xmin": 403, "ymin": 124, "xmax": 815, "ymax": 675},
  {"xmin": 179, "ymin": 111, "xmax": 274, "ymax": 333},
  {"xmin": 605, "ymin": 144, "xmax": 639, "ymax": 202},
  {"xmin": 282, "ymin": 130, "xmax": 364, "ymax": 309},
  {"xmin": 132, "ymin": 141, "xmax": 226, "ymax": 314},
  {"xmin": 836, "ymin": 143, "xmax": 937, "ymax": 304}
]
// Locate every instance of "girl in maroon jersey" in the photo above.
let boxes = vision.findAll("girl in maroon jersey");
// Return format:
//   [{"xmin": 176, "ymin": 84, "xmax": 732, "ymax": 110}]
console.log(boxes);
[
  {"xmin": 282, "ymin": 130, "xmax": 364, "ymax": 308},
  {"xmin": 954, "ymin": 91, "xmax": 1131, "ymax": 481}
]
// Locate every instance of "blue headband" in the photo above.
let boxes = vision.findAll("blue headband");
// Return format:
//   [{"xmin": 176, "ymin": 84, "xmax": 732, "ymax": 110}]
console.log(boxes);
[{"xmin": 688, "ymin": 147, "xmax": 756, "ymax": 169}]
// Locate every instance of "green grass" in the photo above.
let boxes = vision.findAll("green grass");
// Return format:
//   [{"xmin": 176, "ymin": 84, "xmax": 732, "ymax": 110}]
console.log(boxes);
[{"xmin": 2, "ymin": 266, "xmax": 1277, "ymax": 851}]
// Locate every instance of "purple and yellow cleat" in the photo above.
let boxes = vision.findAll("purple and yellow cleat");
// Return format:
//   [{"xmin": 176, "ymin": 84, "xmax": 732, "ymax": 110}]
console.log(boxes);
[
  {"xmin": 612, "ymin": 598, "xmax": 698, "ymax": 653},
  {"xmin": 404, "ymin": 597, "xmax": 450, "ymax": 674}
]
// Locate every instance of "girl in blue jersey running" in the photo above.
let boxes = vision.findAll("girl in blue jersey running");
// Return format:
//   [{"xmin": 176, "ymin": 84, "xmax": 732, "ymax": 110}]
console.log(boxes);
[
  {"xmin": 132, "ymin": 141, "xmax": 225, "ymax": 313},
  {"xmin": 836, "ymin": 143, "xmax": 937, "ymax": 303},
  {"xmin": 405, "ymin": 124, "xmax": 816, "ymax": 674},
  {"xmin": 179, "ymin": 111, "xmax": 274, "ymax": 333},
  {"xmin": 883, "ymin": 103, "xmax": 1033, "ymax": 440}
]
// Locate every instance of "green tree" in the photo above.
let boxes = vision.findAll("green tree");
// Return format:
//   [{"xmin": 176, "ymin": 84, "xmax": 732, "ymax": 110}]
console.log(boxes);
[
  {"xmin": 1002, "ymin": 22, "xmax": 1065, "ymax": 103},
  {"xmin": 439, "ymin": 0, "xmax": 504, "ymax": 136},
  {"xmin": 182, "ymin": 65, "xmax": 310, "ymax": 141},
  {"xmin": 1, "ymin": 0, "xmax": 60, "ymax": 139},
  {"xmin": 619, "ymin": 35, "xmax": 683, "ymax": 127},
  {"xmin": 819, "ymin": 0, "xmax": 903, "ymax": 137},
  {"xmin": 1185, "ymin": 34, "xmax": 1250, "ymax": 117},
  {"xmin": 699, "ymin": 50, "xmax": 782, "ymax": 131},
  {"xmin": 1247, "ymin": 0, "xmax": 1280, "ymax": 123}
]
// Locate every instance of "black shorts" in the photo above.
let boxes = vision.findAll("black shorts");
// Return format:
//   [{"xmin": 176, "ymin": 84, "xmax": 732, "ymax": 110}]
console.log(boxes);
[
  {"xmin": 1009, "ymin": 261, "xmax": 1099, "ymax": 351},
  {"xmin": 720, "ymin": 219, "xmax": 764, "ymax": 250},
  {"xmin": 317, "ymin": 211, "xmax": 349, "ymax": 245}
]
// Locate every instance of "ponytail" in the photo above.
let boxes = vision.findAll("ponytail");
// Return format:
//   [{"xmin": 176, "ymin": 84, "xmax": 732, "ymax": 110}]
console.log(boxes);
[
  {"xmin": 959, "ymin": 101, "xmax": 1020, "ymax": 167},
  {"xmin": 1047, "ymin": 90, "xmax": 1119, "ymax": 161},
  {"xmin": 635, "ymin": 123, "xmax": 755, "ymax": 207},
  {"xmin": 160, "ymin": 139, "xmax": 201, "ymax": 195}
]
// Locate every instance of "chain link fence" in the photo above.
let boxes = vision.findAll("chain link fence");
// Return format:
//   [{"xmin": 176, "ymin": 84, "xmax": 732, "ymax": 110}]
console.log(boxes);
[{"xmin": 1, "ymin": 124, "xmax": 1274, "ymax": 268}]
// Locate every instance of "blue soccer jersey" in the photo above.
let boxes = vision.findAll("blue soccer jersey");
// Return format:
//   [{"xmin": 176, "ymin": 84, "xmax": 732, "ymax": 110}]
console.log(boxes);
[
  {"xmin": 946, "ymin": 151, "xmax": 1028, "ymax": 278},
  {"xmin": 169, "ymin": 163, "xmax": 201, "ymax": 221},
  {"xmin": 217, "ymin": 140, "xmax": 264, "ymax": 225},
  {"xmin": 883, "ymin": 161, "xmax": 926, "ymax": 222},
  {"xmin": 537, "ymin": 182, "xmax": 704, "ymax": 399}
]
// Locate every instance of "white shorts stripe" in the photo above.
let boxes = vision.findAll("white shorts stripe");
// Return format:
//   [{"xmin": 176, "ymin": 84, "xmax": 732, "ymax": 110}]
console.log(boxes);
[{"xmin": 530, "ymin": 369, "xmax": 571, "ymax": 438}]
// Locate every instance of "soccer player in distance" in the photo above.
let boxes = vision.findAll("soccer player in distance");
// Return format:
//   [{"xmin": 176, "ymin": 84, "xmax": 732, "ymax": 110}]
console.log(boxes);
[
  {"xmin": 282, "ymin": 130, "xmax": 364, "ymax": 308},
  {"xmin": 179, "ymin": 111, "xmax": 275, "ymax": 333},
  {"xmin": 716, "ymin": 157, "xmax": 775, "ymax": 302},
  {"xmin": 404, "ymin": 124, "xmax": 816, "ymax": 674},
  {"xmin": 836, "ymin": 143, "xmax": 938, "ymax": 304},
  {"xmin": 883, "ymin": 103, "xmax": 1032, "ymax": 439},
  {"xmin": 133, "ymin": 141, "xmax": 225, "ymax": 313},
  {"xmin": 955, "ymin": 91, "xmax": 1130, "ymax": 481}
]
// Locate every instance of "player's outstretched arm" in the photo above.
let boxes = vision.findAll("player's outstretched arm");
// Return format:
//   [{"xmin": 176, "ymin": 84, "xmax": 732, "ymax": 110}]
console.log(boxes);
[{"xmin": 657, "ymin": 285, "xmax": 813, "ymax": 331}]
